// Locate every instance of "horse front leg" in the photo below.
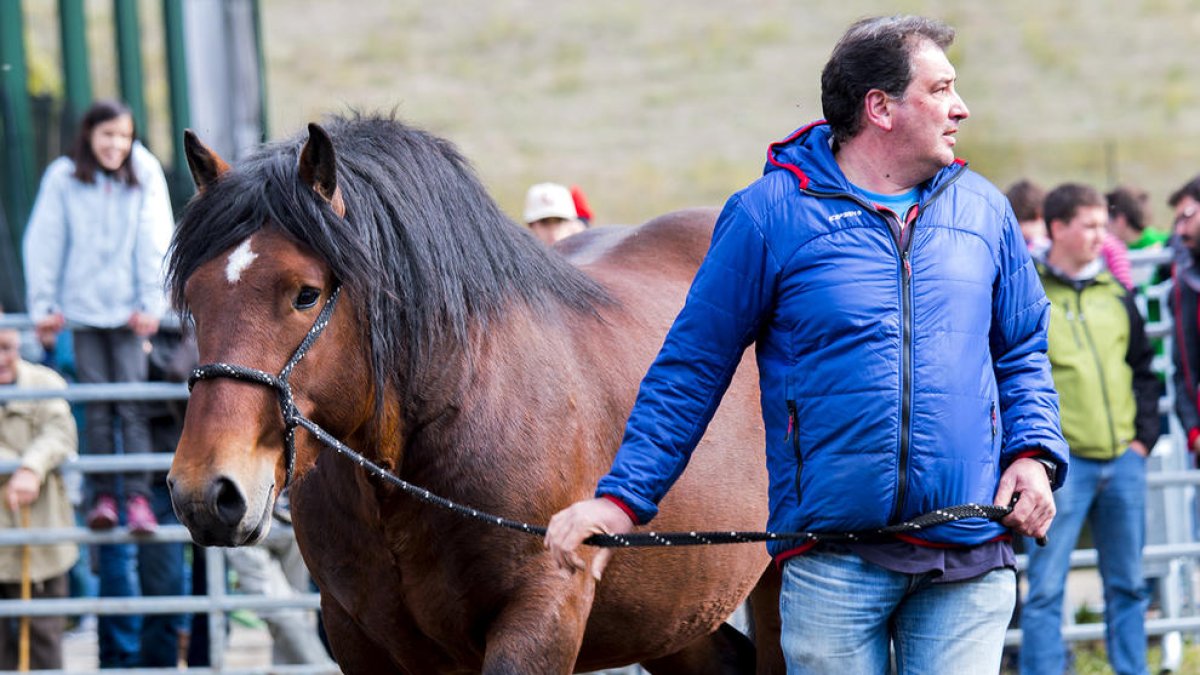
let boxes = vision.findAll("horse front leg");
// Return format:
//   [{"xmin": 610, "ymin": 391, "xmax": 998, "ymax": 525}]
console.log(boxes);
[{"xmin": 482, "ymin": 566, "xmax": 597, "ymax": 675}]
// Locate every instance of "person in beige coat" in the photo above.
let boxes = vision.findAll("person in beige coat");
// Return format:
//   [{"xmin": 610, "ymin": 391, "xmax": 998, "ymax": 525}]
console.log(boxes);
[{"xmin": 0, "ymin": 323, "xmax": 78, "ymax": 669}]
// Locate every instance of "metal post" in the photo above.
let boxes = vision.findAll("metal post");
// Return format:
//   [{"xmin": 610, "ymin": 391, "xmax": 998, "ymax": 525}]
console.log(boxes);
[
  {"xmin": 113, "ymin": 0, "xmax": 148, "ymax": 136},
  {"xmin": 0, "ymin": 0, "xmax": 35, "ymax": 261},
  {"xmin": 162, "ymin": 0, "xmax": 194, "ymax": 209},
  {"xmin": 58, "ymin": 0, "xmax": 92, "ymax": 134},
  {"xmin": 250, "ymin": 0, "xmax": 269, "ymax": 141},
  {"xmin": 206, "ymin": 546, "xmax": 228, "ymax": 670}
]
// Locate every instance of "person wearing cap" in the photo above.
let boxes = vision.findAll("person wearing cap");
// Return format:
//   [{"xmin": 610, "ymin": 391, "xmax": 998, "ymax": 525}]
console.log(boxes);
[
  {"xmin": 523, "ymin": 182, "xmax": 586, "ymax": 245},
  {"xmin": 546, "ymin": 15, "xmax": 1065, "ymax": 673}
]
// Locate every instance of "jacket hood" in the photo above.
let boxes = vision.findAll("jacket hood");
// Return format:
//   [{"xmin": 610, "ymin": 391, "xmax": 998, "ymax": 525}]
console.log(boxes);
[{"xmin": 763, "ymin": 120, "xmax": 967, "ymax": 199}]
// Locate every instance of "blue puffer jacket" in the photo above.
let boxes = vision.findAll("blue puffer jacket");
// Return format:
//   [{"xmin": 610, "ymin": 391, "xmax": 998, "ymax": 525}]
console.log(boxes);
[{"xmin": 597, "ymin": 122, "xmax": 1068, "ymax": 557}]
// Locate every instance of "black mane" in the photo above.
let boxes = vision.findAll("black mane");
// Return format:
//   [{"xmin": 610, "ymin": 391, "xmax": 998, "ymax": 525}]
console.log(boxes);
[{"xmin": 169, "ymin": 112, "xmax": 611, "ymax": 404}]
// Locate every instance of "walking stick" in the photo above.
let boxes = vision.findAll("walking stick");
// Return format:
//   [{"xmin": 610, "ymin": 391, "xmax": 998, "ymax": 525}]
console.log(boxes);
[{"xmin": 18, "ymin": 505, "xmax": 31, "ymax": 672}]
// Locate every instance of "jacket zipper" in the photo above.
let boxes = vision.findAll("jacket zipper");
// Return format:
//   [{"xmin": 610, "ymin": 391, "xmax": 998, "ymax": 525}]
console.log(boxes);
[
  {"xmin": 786, "ymin": 400, "xmax": 803, "ymax": 501},
  {"xmin": 1075, "ymin": 289, "xmax": 1120, "ymax": 457},
  {"xmin": 888, "ymin": 227, "xmax": 915, "ymax": 524},
  {"xmin": 808, "ymin": 164, "xmax": 964, "ymax": 526}
]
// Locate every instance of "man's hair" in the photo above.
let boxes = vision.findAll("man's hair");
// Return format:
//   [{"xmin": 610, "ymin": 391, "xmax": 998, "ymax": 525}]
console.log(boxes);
[
  {"xmin": 1006, "ymin": 179, "xmax": 1045, "ymax": 223},
  {"xmin": 1169, "ymin": 175, "xmax": 1200, "ymax": 207},
  {"xmin": 1044, "ymin": 183, "xmax": 1105, "ymax": 239},
  {"xmin": 821, "ymin": 15, "xmax": 956, "ymax": 146},
  {"xmin": 1106, "ymin": 185, "xmax": 1148, "ymax": 232}
]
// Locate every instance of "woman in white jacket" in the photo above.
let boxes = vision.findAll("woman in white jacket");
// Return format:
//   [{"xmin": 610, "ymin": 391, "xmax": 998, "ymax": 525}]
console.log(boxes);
[{"xmin": 22, "ymin": 100, "xmax": 173, "ymax": 534}]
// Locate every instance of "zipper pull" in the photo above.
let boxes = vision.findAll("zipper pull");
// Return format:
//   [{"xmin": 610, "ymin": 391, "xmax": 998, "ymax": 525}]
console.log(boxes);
[
  {"xmin": 785, "ymin": 400, "xmax": 796, "ymax": 441},
  {"xmin": 902, "ymin": 251, "xmax": 912, "ymax": 279}
]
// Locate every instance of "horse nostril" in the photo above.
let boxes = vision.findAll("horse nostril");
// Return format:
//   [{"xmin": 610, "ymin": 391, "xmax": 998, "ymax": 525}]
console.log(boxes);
[{"xmin": 208, "ymin": 477, "xmax": 248, "ymax": 528}]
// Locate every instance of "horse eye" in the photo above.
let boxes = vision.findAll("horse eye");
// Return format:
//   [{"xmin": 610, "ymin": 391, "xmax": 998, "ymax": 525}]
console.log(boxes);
[{"xmin": 293, "ymin": 287, "xmax": 321, "ymax": 310}]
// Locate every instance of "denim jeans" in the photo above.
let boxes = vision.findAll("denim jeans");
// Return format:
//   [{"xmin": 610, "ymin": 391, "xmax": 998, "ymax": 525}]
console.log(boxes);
[
  {"xmin": 780, "ymin": 550, "xmax": 1015, "ymax": 674},
  {"xmin": 97, "ymin": 478, "xmax": 185, "ymax": 668},
  {"xmin": 1020, "ymin": 449, "xmax": 1148, "ymax": 675}
]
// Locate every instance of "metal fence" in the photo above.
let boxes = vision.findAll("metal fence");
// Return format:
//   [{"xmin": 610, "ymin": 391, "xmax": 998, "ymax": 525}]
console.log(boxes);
[{"xmin": 0, "ymin": 247, "xmax": 1195, "ymax": 672}]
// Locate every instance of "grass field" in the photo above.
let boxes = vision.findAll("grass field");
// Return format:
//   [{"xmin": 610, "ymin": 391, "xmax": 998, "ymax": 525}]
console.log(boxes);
[{"xmin": 255, "ymin": 0, "xmax": 1200, "ymax": 227}]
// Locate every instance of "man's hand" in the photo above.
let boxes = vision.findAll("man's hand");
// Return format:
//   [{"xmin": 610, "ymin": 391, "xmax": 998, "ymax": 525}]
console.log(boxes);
[
  {"xmin": 5, "ymin": 468, "xmax": 40, "ymax": 512},
  {"xmin": 127, "ymin": 311, "xmax": 159, "ymax": 338},
  {"xmin": 994, "ymin": 457, "xmax": 1056, "ymax": 539},
  {"xmin": 1130, "ymin": 441, "xmax": 1149, "ymax": 458},
  {"xmin": 544, "ymin": 497, "xmax": 634, "ymax": 582},
  {"xmin": 34, "ymin": 313, "xmax": 65, "ymax": 348}
]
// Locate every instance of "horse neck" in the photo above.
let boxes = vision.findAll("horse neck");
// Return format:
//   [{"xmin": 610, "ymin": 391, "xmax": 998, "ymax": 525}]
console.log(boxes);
[{"xmin": 395, "ymin": 300, "xmax": 601, "ymax": 491}]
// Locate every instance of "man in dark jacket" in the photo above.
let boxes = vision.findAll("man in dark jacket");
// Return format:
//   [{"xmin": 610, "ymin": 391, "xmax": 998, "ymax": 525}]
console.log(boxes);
[
  {"xmin": 1021, "ymin": 183, "xmax": 1160, "ymax": 675},
  {"xmin": 1169, "ymin": 176, "xmax": 1200, "ymax": 455},
  {"xmin": 547, "ymin": 15, "xmax": 1067, "ymax": 673}
]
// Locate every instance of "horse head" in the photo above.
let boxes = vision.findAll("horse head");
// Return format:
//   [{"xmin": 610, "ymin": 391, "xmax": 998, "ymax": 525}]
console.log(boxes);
[{"xmin": 167, "ymin": 127, "xmax": 374, "ymax": 546}]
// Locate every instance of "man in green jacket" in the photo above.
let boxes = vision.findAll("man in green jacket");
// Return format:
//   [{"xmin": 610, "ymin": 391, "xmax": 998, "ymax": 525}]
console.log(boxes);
[{"xmin": 1020, "ymin": 183, "xmax": 1161, "ymax": 675}]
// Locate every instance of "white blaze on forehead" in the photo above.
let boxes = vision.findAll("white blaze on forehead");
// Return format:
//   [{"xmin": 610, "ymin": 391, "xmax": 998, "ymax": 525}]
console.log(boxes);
[{"xmin": 225, "ymin": 238, "xmax": 258, "ymax": 284}]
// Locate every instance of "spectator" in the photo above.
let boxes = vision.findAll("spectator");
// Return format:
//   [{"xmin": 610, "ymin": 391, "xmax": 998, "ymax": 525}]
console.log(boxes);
[
  {"xmin": 523, "ymin": 182, "xmax": 586, "ymax": 245},
  {"xmin": 21, "ymin": 99, "xmax": 173, "ymax": 535},
  {"xmin": 1169, "ymin": 175, "xmax": 1200, "ymax": 458},
  {"xmin": 0, "ymin": 315, "xmax": 79, "ymax": 669},
  {"xmin": 22, "ymin": 99, "xmax": 174, "ymax": 668},
  {"xmin": 1108, "ymin": 185, "xmax": 1167, "ymax": 252},
  {"xmin": 1007, "ymin": 179, "xmax": 1050, "ymax": 259},
  {"xmin": 546, "ymin": 15, "xmax": 1066, "ymax": 673},
  {"xmin": 1019, "ymin": 183, "xmax": 1160, "ymax": 675}
]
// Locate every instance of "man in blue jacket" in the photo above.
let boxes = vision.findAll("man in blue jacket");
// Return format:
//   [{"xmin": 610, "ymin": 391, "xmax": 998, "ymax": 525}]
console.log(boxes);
[{"xmin": 547, "ymin": 15, "xmax": 1067, "ymax": 673}]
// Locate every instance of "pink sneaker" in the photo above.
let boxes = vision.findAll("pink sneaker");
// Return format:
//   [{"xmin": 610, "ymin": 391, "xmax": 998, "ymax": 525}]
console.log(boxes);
[
  {"xmin": 85, "ymin": 494, "xmax": 119, "ymax": 530},
  {"xmin": 125, "ymin": 494, "xmax": 159, "ymax": 535}
]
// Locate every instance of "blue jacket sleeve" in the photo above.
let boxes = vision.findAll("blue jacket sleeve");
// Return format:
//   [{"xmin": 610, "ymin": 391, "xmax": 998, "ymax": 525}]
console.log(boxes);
[
  {"xmin": 989, "ymin": 207, "xmax": 1069, "ymax": 488},
  {"xmin": 595, "ymin": 195, "xmax": 780, "ymax": 523}
]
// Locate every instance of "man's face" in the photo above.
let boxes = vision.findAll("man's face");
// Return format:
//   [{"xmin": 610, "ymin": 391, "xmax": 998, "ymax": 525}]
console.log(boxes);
[
  {"xmin": 889, "ymin": 40, "xmax": 970, "ymax": 180},
  {"xmin": 0, "ymin": 330, "xmax": 19, "ymax": 385},
  {"xmin": 1174, "ymin": 195, "xmax": 1200, "ymax": 256},
  {"xmin": 528, "ymin": 217, "xmax": 584, "ymax": 246},
  {"xmin": 1052, "ymin": 205, "xmax": 1108, "ymax": 269}
]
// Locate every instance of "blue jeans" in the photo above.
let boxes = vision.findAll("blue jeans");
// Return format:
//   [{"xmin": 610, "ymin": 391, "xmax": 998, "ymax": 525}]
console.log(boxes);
[
  {"xmin": 780, "ymin": 550, "xmax": 1015, "ymax": 674},
  {"xmin": 97, "ymin": 479, "xmax": 185, "ymax": 668},
  {"xmin": 1020, "ymin": 449, "xmax": 1148, "ymax": 675}
]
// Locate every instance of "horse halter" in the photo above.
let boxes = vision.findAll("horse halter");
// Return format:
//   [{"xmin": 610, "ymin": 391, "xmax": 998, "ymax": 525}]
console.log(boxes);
[{"xmin": 187, "ymin": 284, "xmax": 342, "ymax": 489}]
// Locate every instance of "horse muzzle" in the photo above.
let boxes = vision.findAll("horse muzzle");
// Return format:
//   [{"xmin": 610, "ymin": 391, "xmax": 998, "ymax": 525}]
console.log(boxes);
[{"xmin": 167, "ymin": 472, "xmax": 274, "ymax": 547}]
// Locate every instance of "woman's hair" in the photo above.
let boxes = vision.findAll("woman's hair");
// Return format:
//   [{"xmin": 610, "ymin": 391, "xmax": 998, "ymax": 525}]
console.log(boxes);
[{"xmin": 69, "ymin": 99, "xmax": 139, "ymax": 187}]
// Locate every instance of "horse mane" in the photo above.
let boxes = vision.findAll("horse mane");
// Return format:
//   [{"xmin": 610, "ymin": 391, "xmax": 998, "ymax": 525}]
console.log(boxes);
[{"xmin": 168, "ymin": 112, "xmax": 612, "ymax": 408}]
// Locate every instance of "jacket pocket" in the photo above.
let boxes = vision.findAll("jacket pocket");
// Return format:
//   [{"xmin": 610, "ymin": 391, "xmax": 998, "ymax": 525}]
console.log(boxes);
[{"xmin": 786, "ymin": 399, "xmax": 803, "ymax": 502}]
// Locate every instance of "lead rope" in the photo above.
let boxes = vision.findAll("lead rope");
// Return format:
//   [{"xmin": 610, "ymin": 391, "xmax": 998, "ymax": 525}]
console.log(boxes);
[{"xmin": 188, "ymin": 285, "xmax": 1024, "ymax": 548}]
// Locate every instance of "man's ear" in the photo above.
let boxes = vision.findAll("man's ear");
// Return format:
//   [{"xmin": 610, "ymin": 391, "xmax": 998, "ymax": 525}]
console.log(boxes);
[{"xmin": 863, "ymin": 89, "xmax": 894, "ymax": 132}]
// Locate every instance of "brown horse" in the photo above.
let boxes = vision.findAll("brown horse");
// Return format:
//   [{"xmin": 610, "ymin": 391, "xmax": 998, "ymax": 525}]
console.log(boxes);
[{"xmin": 166, "ymin": 114, "xmax": 782, "ymax": 674}]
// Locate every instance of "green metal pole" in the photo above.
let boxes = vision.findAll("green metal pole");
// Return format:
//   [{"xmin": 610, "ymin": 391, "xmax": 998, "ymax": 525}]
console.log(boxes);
[
  {"xmin": 162, "ymin": 0, "xmax": 192, "ymax": 208},
  {"xmin": 113, "ymin": 0, "xmax": 147, "ymax": 137},
  {"xmin": 251, "ymin": 0, "xmax": 269, "ymax": 141},
  {"xmin": 58, "ymin": 0, "xmax": 92, "ymax": 133},
  {"xmin": 0, "ymin": 0, "xmax": 35, "ymax": 261}
]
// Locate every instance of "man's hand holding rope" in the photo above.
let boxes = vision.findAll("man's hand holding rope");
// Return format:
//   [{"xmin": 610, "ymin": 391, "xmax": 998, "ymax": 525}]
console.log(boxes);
[{"xmin": 994, "ymin": 456, "xmax": 1056, "ymax": 540}]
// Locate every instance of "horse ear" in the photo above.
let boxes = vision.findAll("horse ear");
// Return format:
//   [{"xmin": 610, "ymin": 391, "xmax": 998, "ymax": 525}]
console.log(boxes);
[
  {"xmin": 298, "ymin": 123, "xmax": 346, "ymax": 218},
  {"xmin": 183, "ymin": 130, "xmax": 230, "ymax": 192}
]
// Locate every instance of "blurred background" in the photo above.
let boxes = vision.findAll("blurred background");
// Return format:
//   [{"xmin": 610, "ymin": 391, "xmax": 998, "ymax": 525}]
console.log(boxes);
[{"xmin": 4, "ymin": 0, "xmax": 1200, "ymax": 309}]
